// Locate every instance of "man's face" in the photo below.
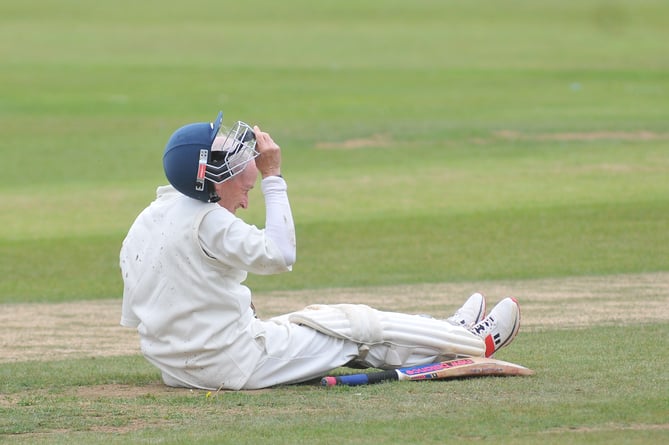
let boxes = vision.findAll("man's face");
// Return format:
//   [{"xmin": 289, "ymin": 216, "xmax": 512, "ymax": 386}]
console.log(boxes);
[{"xmin": 215, "ymin": 162, "xmax": 259, "ymax": 214}]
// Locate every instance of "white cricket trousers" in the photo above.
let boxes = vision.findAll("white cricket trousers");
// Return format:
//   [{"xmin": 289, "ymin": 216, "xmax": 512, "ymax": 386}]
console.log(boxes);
[{"xmin": 241, "ymin": 314, "xmax": 458, "ymax": 390}]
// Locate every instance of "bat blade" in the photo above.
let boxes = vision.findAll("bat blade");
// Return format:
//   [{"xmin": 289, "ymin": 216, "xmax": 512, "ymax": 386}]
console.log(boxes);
[
  {"xmin": 321, "ymin": 357, "xmax": 533, "ymax": 387},
  {"xmin": 395, "ymin": 357, "xmax": 534, "ymax": 382}
]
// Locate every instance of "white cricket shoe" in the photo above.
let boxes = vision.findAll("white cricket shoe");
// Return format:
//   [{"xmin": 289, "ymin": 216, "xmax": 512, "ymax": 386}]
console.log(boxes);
[
  {"xmin": 469, "ymin": 297, "xmax": 520, "ymax": 357},
  {"xmin": 446, "ymin": 292, "xmax": 486, "ymax": 328}
]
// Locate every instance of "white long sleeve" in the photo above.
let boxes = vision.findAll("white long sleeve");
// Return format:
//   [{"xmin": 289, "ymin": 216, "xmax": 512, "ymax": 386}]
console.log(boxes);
[{"xmin": 262, "ymin": 176, "xmax": 296, "ymax": 267}]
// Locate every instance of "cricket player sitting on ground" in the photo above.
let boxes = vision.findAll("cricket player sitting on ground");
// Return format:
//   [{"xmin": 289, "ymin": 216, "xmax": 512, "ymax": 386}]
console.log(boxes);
[{"xmin": 120, "ymin": 112, "xmax": 523, "ymax": 390}]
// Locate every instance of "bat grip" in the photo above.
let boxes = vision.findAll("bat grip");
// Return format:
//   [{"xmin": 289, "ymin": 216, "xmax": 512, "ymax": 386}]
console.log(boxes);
[{"xmin": 322, "ymin": 370, "xmax": 398, "ymax": 387}]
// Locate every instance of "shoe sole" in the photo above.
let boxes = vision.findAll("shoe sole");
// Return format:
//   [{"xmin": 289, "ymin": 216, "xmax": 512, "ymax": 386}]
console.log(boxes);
[
  {"xmin": 495, "ymin": 297, "xmax": 520, "ymax": 351},
  {"xmin": 472, "ymin": 292, "xmax": 487, "ymax": 324},
  {"xmin": 485, "ymin": 297, "xmax": 521, "ymax": 357}
]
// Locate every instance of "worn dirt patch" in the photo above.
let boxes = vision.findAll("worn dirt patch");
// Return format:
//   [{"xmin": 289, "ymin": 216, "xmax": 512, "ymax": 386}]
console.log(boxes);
[
  {"xmin": 316, "ymin": 130, "xmax": 669, "ymax": 150},
  {"xmin": 493, "ymin": 130, "xmax": 669, "ymax": 142},
  {"xmin": 0, "ymin": 300, "xmax": 139, "ymax": 363},
  {"xmin": 315, "ymin": 133, "xmax": 394, "ymax": 149},
  {"xmin": 542, "ymin": 423, "xmax": 669, "ymax": 434},
  {"xmin": 1, "ymin": 272, "xmax": 667, "ymax": 365}
]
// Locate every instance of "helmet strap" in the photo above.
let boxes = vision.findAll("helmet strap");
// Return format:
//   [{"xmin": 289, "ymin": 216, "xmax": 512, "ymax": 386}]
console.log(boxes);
[{"xmin": 208, "ymin": 184, "xmax": 221, "ymax": 203}]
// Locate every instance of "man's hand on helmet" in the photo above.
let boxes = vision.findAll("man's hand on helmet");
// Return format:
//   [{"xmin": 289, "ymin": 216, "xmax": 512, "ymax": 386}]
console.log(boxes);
[{"xmin": 253, "ymin": 125, "xmax": 282, "ymax": 179}]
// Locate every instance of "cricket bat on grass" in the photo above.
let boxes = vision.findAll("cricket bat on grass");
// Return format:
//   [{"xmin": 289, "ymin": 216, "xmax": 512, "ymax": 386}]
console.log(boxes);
[{"xmin": 321, "ymin": 357, "xmax": 534, "ymax": 387}]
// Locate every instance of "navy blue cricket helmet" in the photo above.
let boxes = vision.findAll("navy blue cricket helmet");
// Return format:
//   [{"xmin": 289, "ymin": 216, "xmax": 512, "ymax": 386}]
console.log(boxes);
[{"xmin": 162, "ymin": 112, "xmax": 258, "ymax": 203}]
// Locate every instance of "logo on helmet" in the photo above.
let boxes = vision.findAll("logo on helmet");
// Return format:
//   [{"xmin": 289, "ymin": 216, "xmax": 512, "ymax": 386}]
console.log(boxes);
[{"xmin": 196, "ymin": 149, "xmax": 208, "ymax": 192}]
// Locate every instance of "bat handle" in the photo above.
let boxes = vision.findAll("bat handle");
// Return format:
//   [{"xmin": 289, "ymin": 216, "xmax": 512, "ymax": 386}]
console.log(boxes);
[{"xmin": 322, "ymin": 370, "xmax": 398, "ymax": 387}]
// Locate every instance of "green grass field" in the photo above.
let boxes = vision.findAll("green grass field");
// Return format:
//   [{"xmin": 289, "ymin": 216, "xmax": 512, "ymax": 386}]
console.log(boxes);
[{"xmin": 1, "ymin": 0, "xmax": 668, "ymax": 443}]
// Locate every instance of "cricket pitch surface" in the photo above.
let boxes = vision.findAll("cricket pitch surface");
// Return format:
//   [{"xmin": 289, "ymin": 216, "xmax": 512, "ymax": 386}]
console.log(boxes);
[{"xmin": 1, "ymin": 272, "xmax": 667, "ymax": 364}]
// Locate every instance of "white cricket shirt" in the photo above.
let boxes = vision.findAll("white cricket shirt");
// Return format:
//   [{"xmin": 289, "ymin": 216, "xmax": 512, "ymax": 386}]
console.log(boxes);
[{"xmin": 120, "ymin": 177, "xmax": 294, "ymax": 389}]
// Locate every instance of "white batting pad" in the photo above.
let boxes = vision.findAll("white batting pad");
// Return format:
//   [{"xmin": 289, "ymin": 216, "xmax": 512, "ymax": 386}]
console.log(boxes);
[
  {"xmin": 288, "ymin": 304, "xmax": 485, "ymax": 364},
  {"xmin": 289, "ymin": 304, "xmax": 383, "ymax": 344}
]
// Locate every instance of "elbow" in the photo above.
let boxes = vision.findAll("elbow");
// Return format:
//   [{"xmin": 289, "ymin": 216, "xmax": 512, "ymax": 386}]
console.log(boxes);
[
  {"xmin": 283, "ymin": 247, "xmax": 296, "ymax": 268},
  {"xmin": 282, "ymin": 235, "xmax": 296, "ymax": 267}
]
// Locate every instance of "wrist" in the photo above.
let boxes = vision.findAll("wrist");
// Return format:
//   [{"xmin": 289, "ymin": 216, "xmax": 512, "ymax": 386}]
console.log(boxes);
[
  {"xmin": 261, "ymin": 175, "xmax": 288, "ymax": 194},
  {"xmin": 262, "ymin": 172, "xmax": 282, "ymax": 179}
]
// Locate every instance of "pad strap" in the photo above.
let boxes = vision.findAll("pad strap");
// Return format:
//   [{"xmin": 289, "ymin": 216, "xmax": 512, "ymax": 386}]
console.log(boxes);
[{"xmin": 289, "ymin": 304, "xmax": 383, "ymax": 344}]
